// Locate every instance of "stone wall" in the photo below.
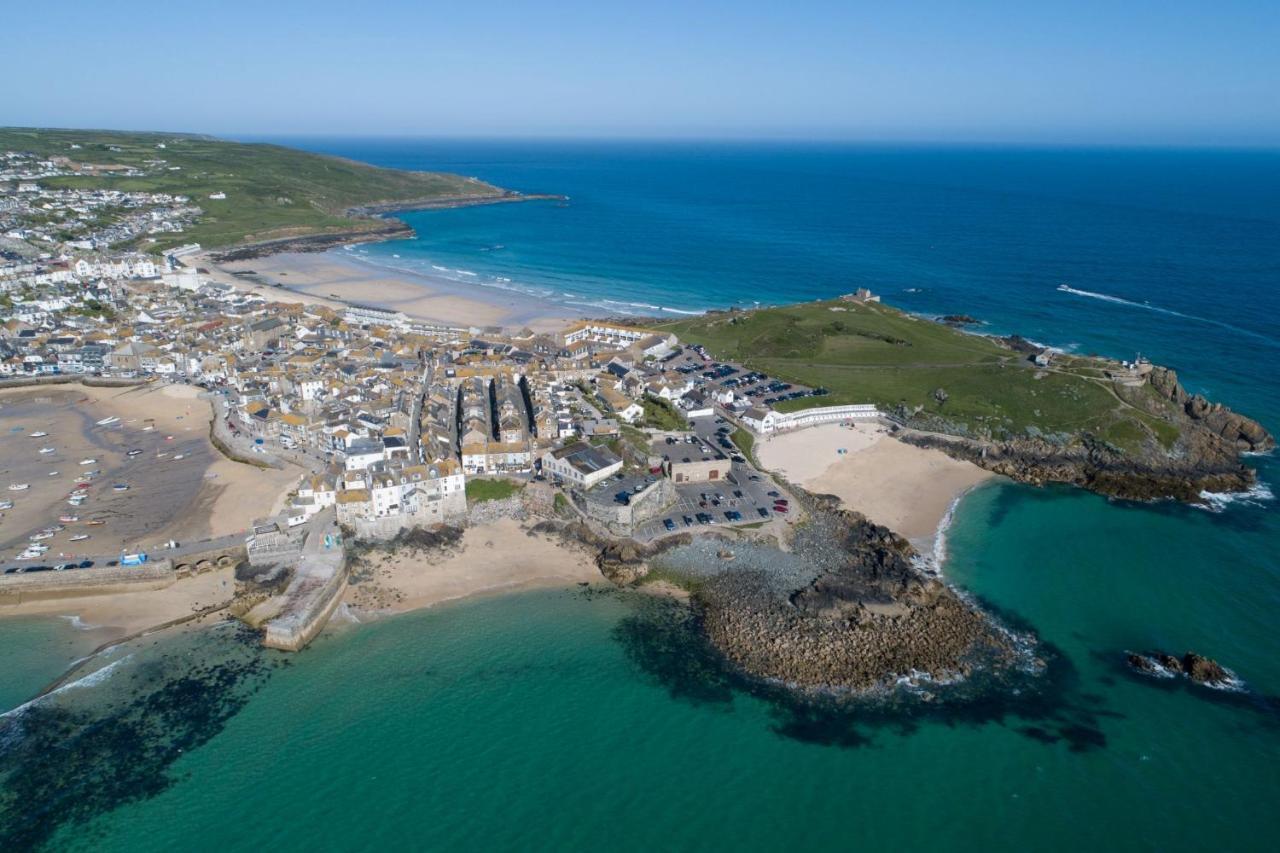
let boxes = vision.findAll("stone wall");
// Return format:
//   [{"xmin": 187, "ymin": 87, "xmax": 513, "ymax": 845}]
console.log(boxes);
[
  {"xmin": 0, "ymin": 561, "xmax": 174, "ymax": 605},
  {"xmin": 262, "ymin": 570, "xmax": 348, "ymax": 652},
  {"xmin": 574, "ymin": 479, "xmax": 676, "ymax": 535},
  {"xmin": 0, "ymin": 376, "xmax": 148, "ymax": 390}
]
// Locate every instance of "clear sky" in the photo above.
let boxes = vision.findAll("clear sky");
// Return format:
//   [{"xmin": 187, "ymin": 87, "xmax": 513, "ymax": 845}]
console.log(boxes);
[{"xmin": 5, "ymin": 0, "xmax": 1278, "ymax": 145}]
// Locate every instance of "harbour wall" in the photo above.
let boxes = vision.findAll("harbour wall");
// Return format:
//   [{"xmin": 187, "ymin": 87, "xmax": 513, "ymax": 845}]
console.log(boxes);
[{"xmin": 0, "ymin": 560, "xmax": 175, "ymax": 605}]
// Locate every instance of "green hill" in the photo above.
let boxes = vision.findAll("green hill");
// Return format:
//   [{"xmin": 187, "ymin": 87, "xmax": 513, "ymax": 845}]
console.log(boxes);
[
  {"xmin": 0, "ymin": 127, "xmax": 508, "ymax": 251},
  {"xmin": 659, "ymin": 299, "xmax": 1180, "ymax": 452}
]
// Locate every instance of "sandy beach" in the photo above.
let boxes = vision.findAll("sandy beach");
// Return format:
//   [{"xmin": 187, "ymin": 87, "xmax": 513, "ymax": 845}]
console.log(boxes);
[
  {"xmin": 345, "ymin": 518, "xmax": 600, "ymax": 614},
  {"xmin": 0, "ymin": 567, "xmax": 237, "ymax": 641},
  {"xmin": 207, "ymin": 250, "xmax": 576, "ymax": 333},
  {"xmin": 0, "ymin": 382, "xmax": 298, "ymax": 559},
  {"xmin": 755, "ymin": 422, "xmax": 995, "ymax": 552}
]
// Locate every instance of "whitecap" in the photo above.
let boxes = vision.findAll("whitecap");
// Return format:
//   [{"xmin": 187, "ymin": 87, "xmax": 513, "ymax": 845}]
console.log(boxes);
[
  {"xmin": 1196, "ymin": 481, "xmax": 1274, "ymax": 512},
  {"xmin": 1, "ymin": 654, "xmax": 133, "ymax": 719}
]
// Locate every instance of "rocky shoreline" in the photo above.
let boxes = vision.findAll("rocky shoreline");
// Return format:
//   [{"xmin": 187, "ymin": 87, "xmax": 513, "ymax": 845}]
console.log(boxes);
[
  {"xmin": 535, "ymin": 492, "xmax": 1028, "ymax": 696},
  {"xmin": 898, "ymin": 366, "xmax": 1273, "ymax": 503},
  {"xmin": 211, "ymin": 192, "xmax": 565, "ymax": 262}
]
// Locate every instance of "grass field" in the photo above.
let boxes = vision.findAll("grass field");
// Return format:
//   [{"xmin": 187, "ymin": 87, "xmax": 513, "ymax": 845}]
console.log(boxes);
[
  {"xmin": 465, "ymin": 478, "xmax": 524, "ymax": 503},
  {"xmin": 660, "ymin": 299, "xmax": 1179, "ymax": 450},
  {"xmin": 0, "ymin": 128, "xmax": 503, "ymax": 251}
]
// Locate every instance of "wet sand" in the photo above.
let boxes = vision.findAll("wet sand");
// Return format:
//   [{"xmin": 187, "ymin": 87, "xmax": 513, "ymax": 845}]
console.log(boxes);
[
  {"xmin": 755, "ymin": 422, "xmax": 995, "ymax": 551},
  {"xmin": 209, "ymin": 250, "xmax": 576, "ymax": 333},
  {"xmin": 345, "ymin": 518, "xmax": 600, "ymax": 614},
  {"xmin": 0, "ymin": 567, "xmax": 237, "ymax": 640},
  {"xmin": 0, "ymin": 383, "xmax": 298, "ymax": 561}
]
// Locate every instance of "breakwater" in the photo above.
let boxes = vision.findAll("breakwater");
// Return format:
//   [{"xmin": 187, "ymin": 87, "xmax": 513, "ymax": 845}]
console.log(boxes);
[{"xmin": 0, "ymin": 560, "xmax": 174, "ymax": 605}]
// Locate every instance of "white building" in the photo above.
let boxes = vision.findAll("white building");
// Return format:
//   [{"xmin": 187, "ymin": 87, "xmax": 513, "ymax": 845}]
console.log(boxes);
[
  {"xmin": 542, "ymin": 442, "xmax": 623, "ymax": 489},
  {"xmin": 741, "ymin": 403, "xmax": 881, "ymax": 434}
]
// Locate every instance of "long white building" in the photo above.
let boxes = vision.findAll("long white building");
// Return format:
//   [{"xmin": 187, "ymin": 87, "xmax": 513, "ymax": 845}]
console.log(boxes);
[{"xmin": 740, "ymin": 403, "xmax": 880, "ymax": 434}]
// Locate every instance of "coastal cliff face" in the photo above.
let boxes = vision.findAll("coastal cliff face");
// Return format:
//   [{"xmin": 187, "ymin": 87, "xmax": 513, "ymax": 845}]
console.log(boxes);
[{"xmin": 900, "ymin": 366, "xmax": 1272, "ymax": 503}]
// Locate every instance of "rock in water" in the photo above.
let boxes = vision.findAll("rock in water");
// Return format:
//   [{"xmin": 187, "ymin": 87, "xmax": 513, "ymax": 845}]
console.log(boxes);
[{"xmin": 1182, "ymin": 653, "xmax": 1231, "ymax": 687}]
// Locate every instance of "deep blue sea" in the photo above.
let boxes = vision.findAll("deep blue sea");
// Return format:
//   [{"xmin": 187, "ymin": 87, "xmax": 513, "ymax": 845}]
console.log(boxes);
[{"xmin": 3, "ymin": 141, "xmax": 1279, "ymax": 850}]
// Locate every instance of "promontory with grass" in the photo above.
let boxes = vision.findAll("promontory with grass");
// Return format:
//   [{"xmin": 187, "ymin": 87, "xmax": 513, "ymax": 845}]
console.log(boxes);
[
  {"xmin": 659, "ymin": 297, "xmax": 1272, "ymax": 502},
  {"xmin": 0, "ymin": 127, "xmax": 557, "ymax": 258}
]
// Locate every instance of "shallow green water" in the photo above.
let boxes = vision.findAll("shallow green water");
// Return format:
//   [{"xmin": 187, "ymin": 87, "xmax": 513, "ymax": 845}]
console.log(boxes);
[{"xmin": 3, "ymin": 476, "xmax": 1273, "ymax": 853}]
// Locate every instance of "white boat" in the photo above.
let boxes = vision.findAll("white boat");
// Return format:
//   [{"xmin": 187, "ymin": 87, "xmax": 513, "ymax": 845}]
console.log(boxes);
[
  {"xmin": 30, "ymin": 532, "xmax": 54, "ymax": 541},
  {"xmin": 173, "ymin": 454, "xmax": 185, "ymax": 460},
  {"xmin": 0, "ymin": 500, "xmax": 12, "ymax": 510},
  {"xmin": 80, "ymin": 459, "xmax": 96, "ymax": 465},
  {"xmin": 47, "ymin": 471, "xmax": 59, "ymax": 477},
  {"xmin": 112, "ymin": 484, "xmax": 129, "ymax": 492},
  {"xmin": 95, "ymin": 416, "xmax": 120, "ymax": 426},
  {"xmin": 39, "ymin": 447, "xmax": 55, "ymax": 454},
  {"xmin": 141, "ymin": 425, "xmax": 155, "ymax": 432},
  {"xmin": 70, "ymin": 534, "xmax": 90, "ymax": 542},
  {"xmin": 60, "ymin": 515, "xmax": 79, "ymax": 523},
  {"xmin": 8, "ymin": 484, "xmax": 29, "ymax": 491},
  {"xmin": 29, "ymin": 431, "xmax": 48, "ymax": 438}
]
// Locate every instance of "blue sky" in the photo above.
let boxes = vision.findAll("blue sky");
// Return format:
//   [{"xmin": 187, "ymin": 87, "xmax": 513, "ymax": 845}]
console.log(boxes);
[{"xmin": 4, "ymin": 0, "xmax": 1278, "ymax": 144}]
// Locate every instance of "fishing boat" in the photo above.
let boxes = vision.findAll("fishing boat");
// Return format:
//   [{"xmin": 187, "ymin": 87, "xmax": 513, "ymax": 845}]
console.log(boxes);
[
  {"xmin": 173, "ymin": 454, "xmax": 185, "ymax": 460},
  {"xmin": 86, "ymin": 520, "xmax": 105, "ymax": 526},
  {"xmin": 0, "ymin": 500, "xmax": 13, "ymax": 510},
  {"xmin": 141, "ymin": 425, "xmax": 155, "ymax": 432},
  {"xmin": 95, "ymin": 416, "xmax": 120, "ymax": 426},
  {"xmin": 30, "ymin": 532, "xmax": 53, "ymax": 541},
  {"xmin": 29, "ymin": 431, "xmax": 48, "ymax": 438},
  {"xmin": 127, "ymin": 449, "xmax": 143, "ymax": 457},
  {"xmin": 39, "ymin": 447, "xmax": 55, "ymax": 454},
  {"xmin": 47, "ymin": 471, "xmax": 60, "ymax": 477},
  {"xmin": 70, "ymin": 534, "xmax": 90, "ymax": 542},
  {"xmin": 112, "ymin": 483, "xmax": 129, "ymax": 492},
  {"xmin": 60, "ymin": 515, "xmax": 79, "ymax": 523},
  {"xmin": 8, "ymin": 483, "xmax": 29, "ymax": 491},
  {"xmin": 80, "ymin": 459, "xmax": 96, "ymax": 465}
]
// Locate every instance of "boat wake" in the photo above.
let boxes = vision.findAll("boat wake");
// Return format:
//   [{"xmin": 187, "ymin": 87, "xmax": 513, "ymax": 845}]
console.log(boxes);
[{"xmin": 1057, "ymin": 284, "xmax": 1280, "ymax": 349}]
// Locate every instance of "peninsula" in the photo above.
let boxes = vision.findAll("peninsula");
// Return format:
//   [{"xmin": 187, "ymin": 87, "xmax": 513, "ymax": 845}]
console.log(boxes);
[{"xmin": 0, "ymin": 129, "xmax": 1272, "ymax": 701}]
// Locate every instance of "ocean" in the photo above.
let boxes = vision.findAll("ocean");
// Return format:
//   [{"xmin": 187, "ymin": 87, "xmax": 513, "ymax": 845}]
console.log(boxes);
[{"xmin": 3, "ymin": 141, "xmax": 1279, "ymax": 851}]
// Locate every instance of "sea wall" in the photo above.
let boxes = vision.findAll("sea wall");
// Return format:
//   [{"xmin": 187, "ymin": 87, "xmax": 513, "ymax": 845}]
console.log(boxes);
[
  {"xmin": 0, "ymin": 376, "xmax": 148, "ymax": 390},
  {"xmin": 0, "ymin": 561, "xmax": 174, "ymax": 605},
  {"xmin": 262, "ymin": 566, "xmax": 348, "ymax": 652}
]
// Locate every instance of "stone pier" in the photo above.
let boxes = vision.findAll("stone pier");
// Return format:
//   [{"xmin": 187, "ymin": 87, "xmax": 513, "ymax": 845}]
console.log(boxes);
[{"xmin": 262, "ymin": 509, "xmax": 347, "ymax": 651}]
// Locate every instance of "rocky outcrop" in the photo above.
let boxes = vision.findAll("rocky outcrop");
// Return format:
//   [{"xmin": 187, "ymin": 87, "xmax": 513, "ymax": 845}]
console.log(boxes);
[
  {"xmin": 210, "ymin": 220, "xmax": 414, "ymax": 261},
  {"xmin": 1126, "ymin": 650, "xmax": 1240, "ymax": 689},
  {"xmin": 691, "ymin": 505, "xmax": 1017, "ymax": 692},
  {"xmin": 1148, "ymin": 366, "xmax": 1273, "ymax": 453},
  {"xmin": 344, "ymin": 192, "xmax": 566, "ymax": 217},
  {"xmin": 939, "ymin": 314, "xmax": 981, "ymax": 327},
  {"xmin": 899, "ymin": 370, "xmax": 1271, "ymax": 506},
  {"xmin": 525, "ymin": 518, "xmax": 692, "ymax": 586}
]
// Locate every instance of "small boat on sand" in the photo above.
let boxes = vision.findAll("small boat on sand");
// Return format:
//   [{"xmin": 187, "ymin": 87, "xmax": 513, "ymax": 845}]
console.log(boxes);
[
  {"xmin": 8, "ymin": 484, "xmax": 29, "ymax": 491},
  {"xmin": 112, "ymin": 483, "xmax": 129, "ymax": 492},
  {"xmin": 39, "ymin": 447, "xmax": 55, "ymax": 454},
  {"xmin": 70, "ymin": 534, "xmax": 90, "ymax": 542},
  {"xmin": 80, "ymin": 459, "xmax": 96, "ymax": 465},
  {"xmin": 29, "ymin": 431, "xmax": 48, "ymax": 438},
  {"xmin": 95, "ymin": 417, "xmax": 120, "ymax": 426}
]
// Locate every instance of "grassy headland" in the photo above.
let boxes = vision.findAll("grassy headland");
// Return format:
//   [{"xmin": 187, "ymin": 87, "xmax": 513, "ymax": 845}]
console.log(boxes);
[
  {"xmin": 660, "ymin": 299, "xmax": 1180, "ymax": 452},
  {"xmin": 0, "ymin": 127, "xmax": 521, "ymax": 252}
]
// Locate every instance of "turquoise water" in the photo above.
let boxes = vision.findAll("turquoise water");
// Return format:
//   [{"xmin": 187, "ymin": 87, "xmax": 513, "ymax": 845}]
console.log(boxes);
[{"xmin": 3, "ymin": 143, "xmax": 1279, "ymax": 850}]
